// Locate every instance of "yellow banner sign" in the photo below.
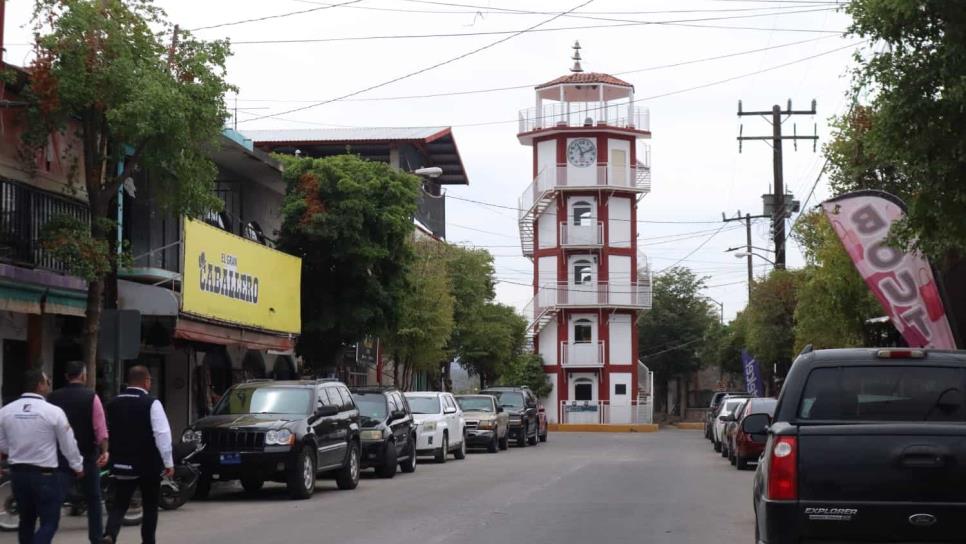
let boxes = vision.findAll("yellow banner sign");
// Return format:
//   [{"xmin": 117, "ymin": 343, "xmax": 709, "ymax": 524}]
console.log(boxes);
[{"xmin": 182, "ymin": 218, "xmax": 301, "ymax": 334}]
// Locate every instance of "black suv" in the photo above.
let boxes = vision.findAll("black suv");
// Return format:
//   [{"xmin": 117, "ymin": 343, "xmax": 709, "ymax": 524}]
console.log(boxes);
[
  {"xmin": 480, "ymin": 387, "xmax": 539, "ymax": 447},
  {"xmin": 349, "ymin": 387, "xmax": 417, "ymax": 478},
  {"xmin": 182, "ymin": 379, "xmax": 361, "ymax": 500}
]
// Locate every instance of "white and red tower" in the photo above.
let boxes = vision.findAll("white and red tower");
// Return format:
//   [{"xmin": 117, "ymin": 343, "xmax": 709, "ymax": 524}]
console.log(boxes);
[{"xmin": 518, "ymin": 43, "xmax": 653, "ymax": 424}]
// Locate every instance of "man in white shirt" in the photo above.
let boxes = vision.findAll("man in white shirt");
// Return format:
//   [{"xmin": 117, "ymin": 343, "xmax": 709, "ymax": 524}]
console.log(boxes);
[
  {"xmin": 0, "ymin": 369, "xmax": 84, "ymax": 544},
  {"xmin": 102, "ymin": 365, "xmax": 173, "ymax": 544}
]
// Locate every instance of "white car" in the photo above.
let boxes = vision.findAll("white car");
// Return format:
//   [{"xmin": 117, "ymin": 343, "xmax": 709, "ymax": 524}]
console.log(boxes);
[
  {"xmin": 713, "ymin": 398, "xmax": 747, "ymax": 452},
  {"xmin": 404, "ymin": 392, "xmax": 467, "ymax": 463}
]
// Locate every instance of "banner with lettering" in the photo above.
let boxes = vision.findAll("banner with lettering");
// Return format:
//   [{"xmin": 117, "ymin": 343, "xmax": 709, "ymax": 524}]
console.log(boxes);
[
  {"xmin": 821, "ymin": 191, "xmax": 955, "ymax": 349},
  {"xmin": 741, "ymin": 349, "xmax": 764, "ymax": 397}
]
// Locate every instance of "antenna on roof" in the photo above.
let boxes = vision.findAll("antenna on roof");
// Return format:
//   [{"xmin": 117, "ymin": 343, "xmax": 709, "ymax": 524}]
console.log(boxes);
[{"xmin": 570, "ymin": 40, "xmax": 583, "ymax": 73}]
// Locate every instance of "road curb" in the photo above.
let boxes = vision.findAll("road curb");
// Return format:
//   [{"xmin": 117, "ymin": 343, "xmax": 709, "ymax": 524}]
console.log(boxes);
[
  {"xmin": 548, "ymin": 423, "xmax": 659, "ymax": 433},
  {"xmin": 670, "ymin": 422, "xmax": 705, "ymax": 430}
]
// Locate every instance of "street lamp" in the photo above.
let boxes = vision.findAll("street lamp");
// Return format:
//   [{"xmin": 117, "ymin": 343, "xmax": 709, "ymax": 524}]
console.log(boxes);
[
  {"xmin": 703, "ymin": 296, "xmax": 724, "ymax": 324},
  {"xmin": 734, "ymin": 251, "xmax": 776, "ymax": 266}
]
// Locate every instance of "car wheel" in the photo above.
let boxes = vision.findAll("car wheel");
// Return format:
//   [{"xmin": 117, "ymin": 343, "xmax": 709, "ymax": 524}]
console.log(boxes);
[
  {"xmin": 517, "ymin": 424, "xmax": 528, "ymax": 448},
  {"xmin": 713, "ymin": 439, "xmax": 721, "ymax": 453},
  {"xmin": 335, "ymin": 442, "xmax": 360, "ymax": 490},
  {"xmin": 736, "ymin": 455, "xmax": 749, "ymax": 471},
  {"xmin": 720, "ymin": 443, "xmax": 729, "ymax": 458},
  {"xmin": 400, "ymin": 436, "xmax": 417, "ymax": 474},
  {"xmin": 193, "ymin": 474, "xmax": 212, "ymax": 501},
  {"xmin": 730, "ymin": 449, "xmax": 737, "ymax": 465},
  {"xmin": 287, "ymin": 447, "xmax": 316, "ymax": 500},
  {"xmin": 487, "ymin": 434, "xmax": 498, "ymax": 453},
  {"xmin": 435, "ymin": 434, "xmax": 448, "ymax": 464},
  {"xmin": 454, "ymin": 435, "xmax": 467, "ymax": 460},
  {"xmin": 377, "ymin": 441, "xmax": 398, "ymax": 479},
  {"xmin": 539, "ymin": 427, "xmax": 548, "ymax": 443},
  {"xmin": 240, "ymin": 474, "xmax": 264, "ymax": 494},
  {"xmin": 499, "ymin": 432, "xmax": 509, "ymax": 450},
  {"xmin": 527, "ymin": 422, "xmax": 538, "ymax": 446}
]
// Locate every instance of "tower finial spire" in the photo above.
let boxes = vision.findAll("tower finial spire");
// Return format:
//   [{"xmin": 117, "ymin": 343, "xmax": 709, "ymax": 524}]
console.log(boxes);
[{"xmin": 570, "ymin": 40, "xmax": 583, "ymax": 73}]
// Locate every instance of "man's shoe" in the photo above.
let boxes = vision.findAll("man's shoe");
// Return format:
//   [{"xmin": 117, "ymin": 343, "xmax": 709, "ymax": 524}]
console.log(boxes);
[{"xmin": 100, "ymin": 536, "xmax": 114, "ymax": 544}]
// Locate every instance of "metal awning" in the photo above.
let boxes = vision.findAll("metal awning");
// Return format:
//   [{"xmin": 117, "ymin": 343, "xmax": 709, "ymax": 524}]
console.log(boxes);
[
  {"xmin": 174, "ymin": 317, "xmax": 295, "ymax": 351},
  {"xmin": 118, "ymin": 279, "xmax": 179, "ymax": 316}
]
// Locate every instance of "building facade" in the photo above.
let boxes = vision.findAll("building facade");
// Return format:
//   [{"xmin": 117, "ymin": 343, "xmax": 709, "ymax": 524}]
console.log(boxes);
[{"xmin": 518, "ymin": 58, "xmax": 653, "ymax": 424}]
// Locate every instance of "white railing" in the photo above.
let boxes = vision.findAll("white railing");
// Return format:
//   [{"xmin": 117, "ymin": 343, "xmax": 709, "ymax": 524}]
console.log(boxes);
[
  {"xmin": 519, "ymin": 103, "xmax": 650, "ymax": 133},
  {"xmin": 525, "ymin": 282, "xmax": 652, "ymax": 316},
  {"xmin": 560, "ymin": 341, "xmax": 605, "ymax": 368},
  {"xmin": 518, "ymin": 165, "xmax": 651, "ymax": 220},
  {"xmin": 559, "ymin": 400, "xmax": 653, "ymax": 424},
  {"xmin": 559, "ymin": 221, "xmax": 603, "ymax": 247}
]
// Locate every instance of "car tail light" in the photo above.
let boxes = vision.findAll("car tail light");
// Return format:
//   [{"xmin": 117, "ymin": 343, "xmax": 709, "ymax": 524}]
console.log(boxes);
[
  {"xmin": 767, "ymin": 436, "xmax": 798, "ymax": 501},
  {"xmin": 876, "ymin": 348, "xmax": 925, "ymax": 359}
]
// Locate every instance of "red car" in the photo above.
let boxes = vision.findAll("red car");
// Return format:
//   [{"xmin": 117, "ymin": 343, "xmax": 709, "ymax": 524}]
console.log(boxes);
[{"xmin": 728, "ymin": 397, "xmax": 777, "ymax": 470}]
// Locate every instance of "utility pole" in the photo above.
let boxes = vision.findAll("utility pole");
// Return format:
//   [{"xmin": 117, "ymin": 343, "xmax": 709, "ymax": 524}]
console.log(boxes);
[
  {"xmin": 723, "ymin": 210, "xmax": 769, "ymax": 301},
  {"xmin": 737, "ymin": 100, "xmax": 817, "ymax": 269}
]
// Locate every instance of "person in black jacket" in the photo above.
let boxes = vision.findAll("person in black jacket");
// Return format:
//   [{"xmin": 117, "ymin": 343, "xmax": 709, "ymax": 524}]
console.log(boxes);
[
  {"xmin": 101, "ymin": 366, "xmax": 173, "ymax": 544},
  {"xmin": 48, "ymin": 361, "xmax": 109, "ymax": 544}
]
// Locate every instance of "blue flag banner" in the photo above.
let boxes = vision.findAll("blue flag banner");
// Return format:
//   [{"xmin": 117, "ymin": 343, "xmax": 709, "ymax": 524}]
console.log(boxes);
[{"xmin": 741, "ymin": 349, "xmax": 764, "ymax": 397}]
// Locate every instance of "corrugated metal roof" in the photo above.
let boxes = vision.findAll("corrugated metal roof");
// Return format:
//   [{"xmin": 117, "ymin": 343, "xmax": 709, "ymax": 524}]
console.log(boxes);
[{"xmin": 242, "ymin": 127, "xmax": 451, "ymax": 144}]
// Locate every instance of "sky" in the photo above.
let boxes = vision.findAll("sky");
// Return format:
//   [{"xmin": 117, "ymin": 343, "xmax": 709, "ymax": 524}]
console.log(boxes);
[{"xmin": 2, "ymin": 0, "xmax": 858, "ymax": 322}]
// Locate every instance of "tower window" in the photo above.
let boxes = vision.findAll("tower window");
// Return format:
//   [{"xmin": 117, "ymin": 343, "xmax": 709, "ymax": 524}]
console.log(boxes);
[
  {"xmin": 574, "ymin": 319, "xmax": 592, "ymax": 343},
  {"xmin": 572, "ymin": 201, "xmax": 593, "ymax": 226},
  {"xmin": 573, "ymin": 260, "xmax": 593, "ymax": 285}
]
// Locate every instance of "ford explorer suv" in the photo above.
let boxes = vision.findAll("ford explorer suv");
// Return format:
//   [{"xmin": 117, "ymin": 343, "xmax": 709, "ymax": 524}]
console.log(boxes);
[
  {"xmin": 182, "ymin": 379, "xmax": 361, "ymax": 500},
  {"xmin": 748, "ymin": 348, "xmax": 966, "ymax": 544}
]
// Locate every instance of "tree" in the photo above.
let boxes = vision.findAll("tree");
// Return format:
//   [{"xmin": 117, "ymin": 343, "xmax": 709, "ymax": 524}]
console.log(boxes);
[
  {"xmin": 277, "ymin": 154, "xmax": 420, "ymax": 369},
  {"xmin": 828, "ymin": 0, "xmax": 966, "ymax": 257},
  {"xmin": 441, "ymin": 244, "xmax": 494, "ymax": 390},
  {"xmin": 496, "ymin": 353, "xmax": 551, "ymax": 398},
  {"xmin": 638, "ymin": 267, "xmax": 717, "ymax": 413},
  {"xmin": 383, "ymin": 239, "xmax": 455, "ymax": 391},
  {"xmin": 458, "ymin": 302, "xmax": 526, "ymax": 389},
  {"xmin": 744, "ymin": 269, "xmax": 805, "ymax": 392},
  {"xmin": 19, "ymin": 0, "xmax": 232, "ymax": 383},
  {"xmin": 792, "ymin": 210, "xmax": 880, "ymax": 352}
]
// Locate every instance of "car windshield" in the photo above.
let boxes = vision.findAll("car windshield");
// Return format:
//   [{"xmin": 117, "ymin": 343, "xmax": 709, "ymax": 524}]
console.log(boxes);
[
  {"xmin": 457, "ymin": 397, "xmax": 494, "ymax": 412},
  {"xmin": 798, "ymin": 366, "xmax": 965, "ymax": 421},
  {"xmin": 487, "ymin": 391, "xmax": 524, "ymax": 409},
  {"xmin": 213, "ymin": 387, "xmax": 311, "ymax": 416},
  {"xmin": 720, "ymin": 399, "xmax": 743, "ymax": 416},
  {"xmin": 407, "ymin": 396, "xmax": 441, "ymax": 414},
  {"xmin": 353, "ymin": 393, "xmax": 388, "ymax": 424},
  {"xmin": 749, "ymin": 398, "xmax": 778, "ymax": 415}
]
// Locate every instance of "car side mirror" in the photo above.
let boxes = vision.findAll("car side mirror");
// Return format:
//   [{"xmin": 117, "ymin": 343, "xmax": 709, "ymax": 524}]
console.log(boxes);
[
  {"xmin": 741, "ymin": 413, "xmax": 770, "ymax": 441},
  {"xmin": 496, "ymin": 406, "xmax": 504, "ymax": 413},
  {"xmin": 390, "ymin": 409, "xmax": 407, "ymax": 421},
  {"xmin": 314, "ymin": 405, "xmax": 339, "ymax": 418},
  {"xmin": 444, "ymin": 407, "xmax": 457, "ymax": 415},
  {"xmin": 538, "ymin": 405, "xmax": 545, "ymax": 413}
]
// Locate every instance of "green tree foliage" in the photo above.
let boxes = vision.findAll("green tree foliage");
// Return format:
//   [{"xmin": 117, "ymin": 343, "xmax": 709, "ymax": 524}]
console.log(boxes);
[
  {"xmin": 458, "ymin": 302, "xmax": 527, "ymax": 389},
  {"xmin": 19, "ymin": 0, "xmax": 232, "ymax": 381},
  {"xmin": 497, "ymin": 352, "xmax": 551, "ymax": 398},
  {"xmin": 745, "ymin": 269, "xmax": 805, "ymax": 369},
  {"xmin": 441, "ymin": 244, "xmax": 495, "ymax": 388},
  {"xmin": 702, "ymin": 312, "xmax": 747, "ymax": 376},
  {"xmin": 277, "ymin": 154, "xmax": 420, "ymax": 368},
  {"xmin": 792, "ymin": 210, "xmax": 880, "ymax": 352},
  {"xmin": 827, "ymin": 0, "xmax": 966, "ymax": 257},
  {"xmin": 384, "ymin": 239, "xmax": 455, "ymax": 391},
  {"xmin": 638, "ymin": 267, "xmax": 717, "ymax": 383}
]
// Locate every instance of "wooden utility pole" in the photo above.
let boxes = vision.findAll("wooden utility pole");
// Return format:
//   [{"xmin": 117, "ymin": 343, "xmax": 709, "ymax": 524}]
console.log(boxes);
[
  {"xmin": 737, "ymin": 100, "xmax": 818, "ymax": 269},
  {"xmin": 723, "ymin": 211, "xmax": 769, "ymax": 301}
]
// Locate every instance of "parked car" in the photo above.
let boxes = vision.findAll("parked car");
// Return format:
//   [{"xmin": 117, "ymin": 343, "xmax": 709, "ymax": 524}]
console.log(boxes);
[
  {"xmin": 404, "ymin": 391, "xmax": 467, "ymax": 463},
  {"xmin": 750, "ymin": 348, "xmax": 966, "ymax": 544},
  {"xmin": 728, "ymin": 397, "xmax": 777, "ymax": 470},
  {"xmin": 455, "ymin": 394, "xmax": 509, "ymax": 453},
  {"xmin": 705, "ymin": 391, "xmax": 750, "ymax": 440},
  {"xmin": 712, "ymin": 397, "xmax": 747, "ymax": 453},
  {"xmin": 480, "ymin": 387, "xmax": 540, "ymax": 447},
  {"xmin": 183, "ymin": 379, "xmax": 361, "ymax": 500},
  {"xmin": 720, "ymin": 397, "xmax": 749, "ymax": 460},
  {"xmin": 350, "ymin": 387, "xmax": 417, "ymax": 478}
]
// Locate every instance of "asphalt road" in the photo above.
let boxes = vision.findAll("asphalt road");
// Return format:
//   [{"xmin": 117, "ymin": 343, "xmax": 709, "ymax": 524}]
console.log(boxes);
[{"xmin": 49, "ymin": 430, "xmax": 755, "ymax": 544}]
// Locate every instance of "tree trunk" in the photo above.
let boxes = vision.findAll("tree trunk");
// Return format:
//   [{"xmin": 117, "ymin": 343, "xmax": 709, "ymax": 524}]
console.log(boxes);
[
  {"xmin": 82, "ymin": 277, "xmax": 104, "ymax": 389},
  {"xmin": 442, "ymin": 360, "xmax": 451, "ymax": 392}
]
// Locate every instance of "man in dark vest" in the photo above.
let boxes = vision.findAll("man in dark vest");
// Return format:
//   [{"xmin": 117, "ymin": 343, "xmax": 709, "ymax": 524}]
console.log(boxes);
[
  {"xmin": 48, "ymin": 361, "xmax": 109, "ymax": 544},
  {"xmin": 101, "ymin": 365, "xmax": 173, "ymax": 544}
]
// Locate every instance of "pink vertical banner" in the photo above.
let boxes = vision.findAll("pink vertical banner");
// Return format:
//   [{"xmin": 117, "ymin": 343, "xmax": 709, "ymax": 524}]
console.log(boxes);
[{"xmin": 822, "ymin": 191, "xmax": 956, "ymax": 349}]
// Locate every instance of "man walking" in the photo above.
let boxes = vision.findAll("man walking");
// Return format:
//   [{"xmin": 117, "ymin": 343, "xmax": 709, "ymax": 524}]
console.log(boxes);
[
  {"xmin": 102, "ymin": 366, "xmax": 173, "ymax": 544},
  {"xmin": 0, "ymin": 369, "xmax": 84, "ymax": 544},
  {"xmin": 48, "ymin": 361, "xmax": 109, "ymax": 544}
]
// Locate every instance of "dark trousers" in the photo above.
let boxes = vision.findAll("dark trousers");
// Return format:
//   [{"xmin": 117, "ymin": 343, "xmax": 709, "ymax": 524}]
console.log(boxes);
[
  {"xmin": 78, "ymin": 458, "xmax": 102, "ymax": 544},
  {"xmin": 104, "ymin": 474, "xmax": 160, "ymax": 544},
  {"xmin": 10, "ymin": 469, "xmax": 67, "ymax": 544}
]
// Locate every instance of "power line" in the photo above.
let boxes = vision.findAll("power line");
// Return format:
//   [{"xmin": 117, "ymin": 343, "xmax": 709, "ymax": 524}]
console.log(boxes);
[
  {"xmin": 240, "ymin": 0, "xmax": 597, "ymax": 124},
  {"xmin": 189, "ymin": 0, "xmax": 362, "ymax": 31},
  {"xmin": 294, "ymin": 0, "xmax": 841, "ymax": 15},
  {"xmin": 656, "ymin": 224, "xmax": 730, "ymax": 274},
  {"xmin": 445, "ymin": 194, "xmax": 726, "ymax": 224}
]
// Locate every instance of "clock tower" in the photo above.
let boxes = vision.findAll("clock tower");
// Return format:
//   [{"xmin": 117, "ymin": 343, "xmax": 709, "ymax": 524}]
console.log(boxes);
[{"xmin": 518, "ymin": 42, "xmax": 653, "ymax": 425}]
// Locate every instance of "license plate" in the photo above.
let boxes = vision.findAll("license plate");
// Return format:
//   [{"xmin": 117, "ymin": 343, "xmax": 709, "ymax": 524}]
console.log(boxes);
[{"xmin": 219, "ymin": 453, "xmax": 241, "ymax": 465}]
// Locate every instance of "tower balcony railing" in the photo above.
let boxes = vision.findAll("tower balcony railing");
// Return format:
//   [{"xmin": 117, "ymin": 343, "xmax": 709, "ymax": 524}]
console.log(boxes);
[
  {"xmin": 559, "ymin": 221, "xmax": 604, "ymax": 248},
  {"xmin": 560, "ymin": 341, "xmax": 605, "ymax": 368},
  {"xmin": 519, "ymin": 164, "xmax": 651, "ymax": 221},
  {"xmin": 519, "ymin": 103, "xmax": 650, "ymax": 133},
  {"xmin": 526, "ymin": 281, "xmax": 651, "ymax": 318}
]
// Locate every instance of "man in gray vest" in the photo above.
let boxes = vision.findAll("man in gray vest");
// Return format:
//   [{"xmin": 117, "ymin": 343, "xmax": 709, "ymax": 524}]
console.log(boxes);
[
  {"xmin": 48, "ymin": 361, "xmax": 109, "ymax": 544},
  {"xmin": 101, "ymin": 365, "xmax": 173, "ymax": 544}
]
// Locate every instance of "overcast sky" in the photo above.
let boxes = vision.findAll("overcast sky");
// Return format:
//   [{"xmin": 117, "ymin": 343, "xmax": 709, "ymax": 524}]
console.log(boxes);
[{"xmin": 3, "ymin": 0, "xmax": 857, "ymax": 321}]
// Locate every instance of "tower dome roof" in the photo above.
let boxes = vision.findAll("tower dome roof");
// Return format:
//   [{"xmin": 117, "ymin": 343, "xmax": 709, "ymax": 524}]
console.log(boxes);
[{"xmin": 535, "ymin": 72, "xmax": 633, "ymax": 91}]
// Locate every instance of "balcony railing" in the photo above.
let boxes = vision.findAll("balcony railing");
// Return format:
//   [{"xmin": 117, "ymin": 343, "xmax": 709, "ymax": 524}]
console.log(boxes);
[
  {"xmin": 519, "ymin": 103, "xmax": 650, "ymax": 133},
  {"xmin": 0, "ymin": 178, "xmax": 90, "ymax": 273},
  {"xmin": 525, "ymin": 281, "xmax": 651, "ymax": 317},
  {"xmin": 559, "ymin": 221, "xmax": 603, "ymax": 247},
  {"xmin": 559, "ymin": 400, "xmax": 653, "ymax": 425},
  {"xmin": 560, "ymin": 341, "xmax": 605, "ymax": 368},
  {"xmin": 519, "ymin": 165, "xmax": 650, "ymax": 220}
]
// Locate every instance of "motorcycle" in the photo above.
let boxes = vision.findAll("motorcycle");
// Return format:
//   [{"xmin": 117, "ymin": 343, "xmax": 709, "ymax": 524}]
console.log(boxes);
[
  {"xmin": 159, "ymin": 443, "xmax": 204, "ymax": 511},
  {"xmin": 0, "ymin": 462, "xmax": 143, "ymax": 531}
]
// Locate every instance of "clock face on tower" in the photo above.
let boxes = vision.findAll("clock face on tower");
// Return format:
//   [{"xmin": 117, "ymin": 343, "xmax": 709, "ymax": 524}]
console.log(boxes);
[{"xmin": 567, "ymin": 138, "xmax": 597, "ymax": 168}]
